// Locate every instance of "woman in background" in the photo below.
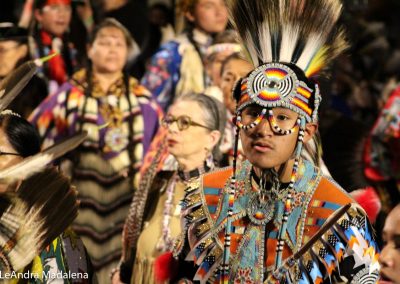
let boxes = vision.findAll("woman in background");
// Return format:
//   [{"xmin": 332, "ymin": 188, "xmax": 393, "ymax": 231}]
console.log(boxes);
[
  {"xmin": 141, "ymin": 0, "xmax": 228, "ymax": 112},
  {"xmin": 113, "ymin": 93, "xmax": 226, "ymax": 284},
  {"xmin": 30, "ymin": 18, "xmax": 161, "ymax": 280}
]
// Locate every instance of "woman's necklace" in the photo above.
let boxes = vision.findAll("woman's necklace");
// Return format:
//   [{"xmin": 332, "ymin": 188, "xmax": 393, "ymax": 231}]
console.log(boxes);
[
  {"xmin": 156, "ymin": 174, "xmax": 178, "ymax": 252},
  {"xmin": 156, "ymin": 161, "xmax": 212, "ymax": 252},
  {"xmin": 99, "ymin": 94, "xmax": 129, "ymax": 153}
]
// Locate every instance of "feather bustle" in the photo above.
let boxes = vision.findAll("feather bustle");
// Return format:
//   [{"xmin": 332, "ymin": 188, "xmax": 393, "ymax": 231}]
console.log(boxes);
[{"xmin": 0, "ymin": 168, "xmax": 78, "ymax": 272}]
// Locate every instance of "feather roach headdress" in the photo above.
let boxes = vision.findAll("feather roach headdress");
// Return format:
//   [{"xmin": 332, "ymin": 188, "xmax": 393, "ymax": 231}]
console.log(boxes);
[
  {"xmin": 229, "ymin": 0, "xmax": 347, "ymax": 120},
  {"xmin": 220, "ymin": 0, "xmax": 348, "ymax": 281}
]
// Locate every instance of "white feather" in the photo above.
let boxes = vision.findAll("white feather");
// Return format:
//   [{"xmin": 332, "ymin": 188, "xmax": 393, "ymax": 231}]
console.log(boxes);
[
  {"xmin": 244, "ymin": 30, "xmax": 260, "ymax": 66},
  {"xmin": 0, "ymin": 154, "xmax": 52, "ymax": 182},
  {"xmin": 280, "ymin": 24, "xmax": 300, "ymax": 63},
  {"xmin": 296, "ymin": 34, "xmax": 324, "ymax": 71},
  {"xmin": 258, "ymin": 22, "xmax": 273, "ymax": 63},
  {"xmin": 0, "ymin": 200, "xmax": 43, "ymax": 271}
]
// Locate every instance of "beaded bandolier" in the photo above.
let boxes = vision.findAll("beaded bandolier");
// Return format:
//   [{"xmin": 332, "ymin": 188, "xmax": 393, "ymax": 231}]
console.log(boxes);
[{"xmin": 173, "ymin": 0, "xmax": 381, "ymax": 283}]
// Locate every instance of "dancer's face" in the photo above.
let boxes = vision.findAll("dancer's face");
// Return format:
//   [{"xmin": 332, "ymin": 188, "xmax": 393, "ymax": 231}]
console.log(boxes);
[{"xmin": 240, "ymin": 105, "xmax": 315, "ymax": 178}]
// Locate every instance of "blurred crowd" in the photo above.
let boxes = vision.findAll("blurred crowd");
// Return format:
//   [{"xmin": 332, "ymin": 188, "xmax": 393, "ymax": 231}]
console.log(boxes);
[{"xmin": 1, "ymin": 0, "xmax": 400, "ymax": 283}]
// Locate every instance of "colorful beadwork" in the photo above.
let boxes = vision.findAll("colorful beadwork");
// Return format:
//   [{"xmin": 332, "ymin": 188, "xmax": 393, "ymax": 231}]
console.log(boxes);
[{"xmin": 237, "ymin": 63, "xmax": 318, "ymax": 123}]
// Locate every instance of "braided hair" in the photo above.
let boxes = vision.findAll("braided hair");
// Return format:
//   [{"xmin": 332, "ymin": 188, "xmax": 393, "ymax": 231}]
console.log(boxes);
[
  {"xmin": 31, "ymin": 0, "xmax": 74, "ymax": 78},
  {"xmin": 76, "ymin": 19, "xmax": 137, "ymax": 184}
]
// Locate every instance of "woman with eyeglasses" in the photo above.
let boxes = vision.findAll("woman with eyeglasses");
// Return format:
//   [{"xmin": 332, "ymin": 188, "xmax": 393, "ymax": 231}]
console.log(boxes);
[{"xmin": 112, "ymin": 93, "xmax": 226, "ymax": 284}]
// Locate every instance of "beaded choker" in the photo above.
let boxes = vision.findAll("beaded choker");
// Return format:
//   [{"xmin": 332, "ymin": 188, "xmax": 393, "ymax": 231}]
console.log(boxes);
[
  {"xmin": 247, "ymin": 169, "xmax": 290, "ymax": 225},
  {"xmin": 177, "ymin": 163, "xmax": 211, "ymax": 182},
  {"xmin": 250, "ymin": 169, "xmax": 290, "ymax": 192}
]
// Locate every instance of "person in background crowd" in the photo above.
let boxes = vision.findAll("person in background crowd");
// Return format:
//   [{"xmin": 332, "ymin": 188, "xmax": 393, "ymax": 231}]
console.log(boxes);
[
  {"xmin": 379, "ymin": 204, "xmax": 400, "ymax": 284},
  {"xmin": 29, "ymin": 18, "xmax": 161, "ymax": 280},
  {"xmin": 0, "ymin": 110, "xmax": 94, "ymax": 283},
  {"xmin": 31, "ymin": 0, "xmax": 77, "ymax": 91},
  {"xmin": 141, "ymin": 0, "xmax": 228, "ymax": 112},
  {"xmin": 203, "ymin": 29, "xmax": 241, "ymax": 102},
  {"xmin": 218, "ymin": 52, "xmax": 253, "ymax": 165},
  {"xmin": 0, "ymin": 23, "xmax": 48, "ymax": 118},
  {"xmin": 364, "ymin": 84, "xmax": 400, "ymax": 214},
  {"xmin": 135, "ymin": 0, "xmax": 229, "ymax": 184},
  {"xmin": 113, "ymin": 93, "xmax": 226, "ymax": 284}
]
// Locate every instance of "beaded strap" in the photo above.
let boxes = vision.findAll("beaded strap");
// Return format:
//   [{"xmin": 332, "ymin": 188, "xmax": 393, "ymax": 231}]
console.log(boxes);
[{"xmin": 275, "ymin": 117, "xmax": 306, "ymax": 268}]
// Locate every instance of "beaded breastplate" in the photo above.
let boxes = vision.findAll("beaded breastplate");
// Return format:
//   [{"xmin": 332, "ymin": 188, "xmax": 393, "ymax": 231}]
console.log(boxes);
[{"xmin": 174, "ymin": 159, "xmax": 380, "ymax": 283}]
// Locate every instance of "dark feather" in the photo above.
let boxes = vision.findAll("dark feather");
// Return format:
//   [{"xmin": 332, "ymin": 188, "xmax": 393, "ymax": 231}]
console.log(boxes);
[
  {"xmin": 0, "ymin": 60, "xmax": 38, "ymax": 111},
  {"xmin": 269, "ymin": 203, "xmax": 351, "ymax": 281},
  {"xmin": 0, "ymin": 53, "xmax": 58, "ymax": 111},
  {"xmin": 0, "ymin": 168, "xmax": 78, "ymax": 272}
]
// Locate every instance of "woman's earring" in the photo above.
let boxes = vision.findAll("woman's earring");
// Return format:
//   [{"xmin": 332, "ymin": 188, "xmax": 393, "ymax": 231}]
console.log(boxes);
[{"xmin": 205, "ymin": 147, "xmax": 214, "ymax": 168}]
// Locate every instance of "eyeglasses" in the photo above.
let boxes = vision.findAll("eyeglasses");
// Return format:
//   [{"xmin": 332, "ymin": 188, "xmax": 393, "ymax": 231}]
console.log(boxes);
[
  {"xmin": 0, "ymin": 150, "xmax": 21, "ymax": 156},
  {"xmin": 162, "ymin": 115, "xmax": 212, "ymax": 131}
]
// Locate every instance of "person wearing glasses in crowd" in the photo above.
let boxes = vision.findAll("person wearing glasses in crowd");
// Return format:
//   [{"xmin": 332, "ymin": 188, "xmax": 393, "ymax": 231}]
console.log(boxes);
[
  {"xmin": 112, "ymin": 93, "xmax": 226, "ymax": 283},
  {"xmin": 0, "ymin": 23, "xmax": 48, "ymax": 118},
  {"xmin": 0, "ymin": 110, "xmax": 94, "ymax": 283}
]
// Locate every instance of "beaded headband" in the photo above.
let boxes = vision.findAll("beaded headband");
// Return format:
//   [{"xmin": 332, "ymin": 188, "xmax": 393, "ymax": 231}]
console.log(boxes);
[
  {"xmin": 42, "ymin": 0, "xmax": 71, "ymax": 6},
  {"xmin": 235, "ymin": 62, "xmax": 320, "ymax": 123},
  {"xmin": 206, "ymin": 43, "xmax": 242, "ymax": 57},
  {"xmin": 0, "ymin": 110, "xmax": 21, "ymax": 118}
]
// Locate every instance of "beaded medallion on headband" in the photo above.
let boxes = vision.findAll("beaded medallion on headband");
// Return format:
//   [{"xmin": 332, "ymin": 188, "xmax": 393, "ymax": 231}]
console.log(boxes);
[{"xmin": 237, "ymin": 63, "xmax": 319, "ymax": 122}]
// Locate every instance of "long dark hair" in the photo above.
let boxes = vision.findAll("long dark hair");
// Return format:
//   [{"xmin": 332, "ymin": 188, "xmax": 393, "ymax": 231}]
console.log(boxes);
[
  {"xmin": 30, "ymin": 0, "xmax": 74, "ymax": 77},
  {"xmin": 0, "ymin": 113, "xmax": 41, "ymax": 157},
  {"xmin": 77, "ymin": 18, "xmax": 137, "ymax": 183}
]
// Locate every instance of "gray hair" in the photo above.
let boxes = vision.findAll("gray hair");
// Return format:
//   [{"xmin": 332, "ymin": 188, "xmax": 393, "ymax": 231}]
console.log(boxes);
[{"xmin": 177, "ymin": 93, "xmax": 227, "ymax": 163}]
